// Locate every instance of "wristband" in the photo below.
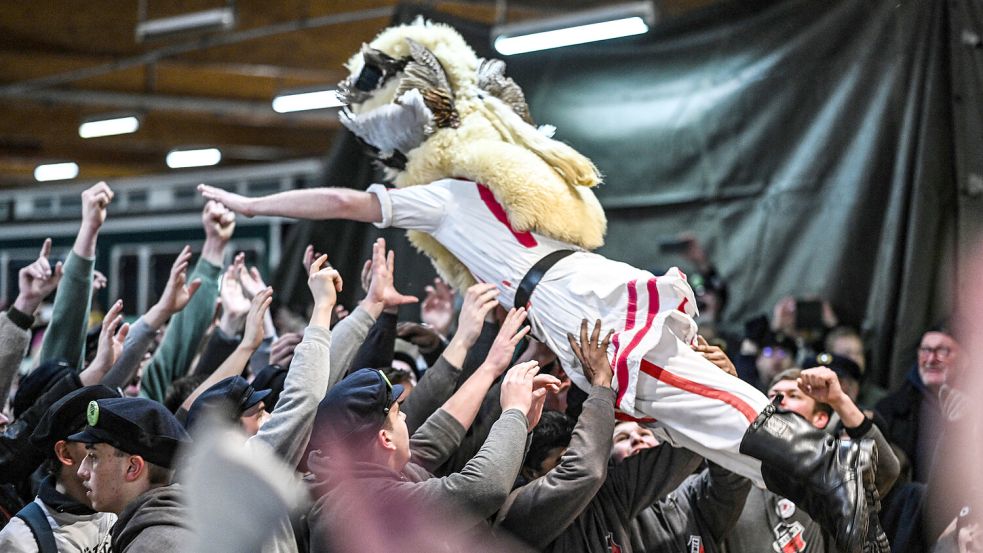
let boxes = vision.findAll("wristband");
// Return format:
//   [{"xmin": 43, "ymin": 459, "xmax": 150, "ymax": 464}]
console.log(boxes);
[{"xmin": 6, "ymin": 306, "xmax": 35, "ymax": 330}]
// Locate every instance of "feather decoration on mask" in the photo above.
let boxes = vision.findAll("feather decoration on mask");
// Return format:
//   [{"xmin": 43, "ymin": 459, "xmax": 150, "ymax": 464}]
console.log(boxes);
[
  {"xmin": 476, "ymin": 58, "xmax": 533, "ymax": 125},
  {"xmin": 396, "ymin": 39, "xmax": 460, "ymax": 129}
]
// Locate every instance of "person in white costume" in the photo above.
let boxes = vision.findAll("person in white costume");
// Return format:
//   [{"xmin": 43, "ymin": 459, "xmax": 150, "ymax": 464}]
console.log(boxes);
[{"xmin": 199, "ymin": 19, "xmax": 884, "ymax": 553}]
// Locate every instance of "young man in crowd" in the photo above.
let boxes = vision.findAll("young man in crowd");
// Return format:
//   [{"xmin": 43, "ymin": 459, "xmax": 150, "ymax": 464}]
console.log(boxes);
[
  {"xmin": 70, "ymin": 397, "xmax": 191, "ymax": 552},
  {"xmin": 0, "ymin": 385, "xmax": 118, "ymax": 552},
  {"xmin": 724, "ymin": 367, "xmax": 899, "ymax": 552}
]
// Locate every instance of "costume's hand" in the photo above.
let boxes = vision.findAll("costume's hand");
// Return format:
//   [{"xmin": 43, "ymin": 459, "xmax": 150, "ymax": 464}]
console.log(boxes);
[
  {"xmin": 482, "ymin": 307, "xmax": 530, "ymax": 375},
  {"xmin": 692, "ymin": 336, "xmax": 737, "ymax": 377},
  {"xmin": 269, "ymin": 332, "xmax": 302, "ymax": 367},
  {"xmin": 421, "ymin": 278, "xmax": 455, "ymax": 336},
  {"xmin": 13, "ymin": 238, "xmax": 63, "ymax": 315},
  {"xmin": 198, "ymin": 184, "xmax": 254, "ymax": 217},
  {"xmin": 396, "ymin": 322, "xmax": 444, "ymax": 353},
  {"xmin": 567, "ymin": 319, "xmax": 614, "ymax": 388},
  {"xmin": 455, "ymin": 283, "xmax": 499, "ymax": 348}
]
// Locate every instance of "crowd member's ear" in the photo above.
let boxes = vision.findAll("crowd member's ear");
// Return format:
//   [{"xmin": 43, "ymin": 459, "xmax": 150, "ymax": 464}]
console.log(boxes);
[
  {"xmin": 377, "ymin": 428, "xmax": 397, "ymax": 453},
  {"xmin": 812, "ymin": 410, "xmax": 831, "ymax": 430},
  {"xmin": 54, "ymin": 440, "xmax": 74, "ymax": 467},
  {"xmin": 125, "ymin": 455, "xmax": 147, "ymax": 483}
]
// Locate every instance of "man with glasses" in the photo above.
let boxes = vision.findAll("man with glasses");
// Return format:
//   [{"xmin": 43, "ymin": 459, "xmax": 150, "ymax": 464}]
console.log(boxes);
[{"xmin": 876, "ymin": 326, "xmax": 962, "ymax": 483}]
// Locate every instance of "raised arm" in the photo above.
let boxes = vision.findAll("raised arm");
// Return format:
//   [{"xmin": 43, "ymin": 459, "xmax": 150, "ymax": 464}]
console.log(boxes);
[
  {"xmin": 199, "ymin": 183, "xmax": 383, "ymax": 222},
  {"xmin": 39, "ymin": 182, "xmax": 112, "ymax": 367}
]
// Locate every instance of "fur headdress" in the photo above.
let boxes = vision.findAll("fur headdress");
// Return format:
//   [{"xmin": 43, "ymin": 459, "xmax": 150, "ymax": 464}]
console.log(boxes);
[{"xmin": 339, "ymin": 19, "xmax": 607, "ymax": 290}]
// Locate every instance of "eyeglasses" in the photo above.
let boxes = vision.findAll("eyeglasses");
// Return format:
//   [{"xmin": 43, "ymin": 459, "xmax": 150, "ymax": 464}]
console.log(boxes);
[{"xmin": 918, "ymin": 346, "xmax": 953, "ymax": 359}]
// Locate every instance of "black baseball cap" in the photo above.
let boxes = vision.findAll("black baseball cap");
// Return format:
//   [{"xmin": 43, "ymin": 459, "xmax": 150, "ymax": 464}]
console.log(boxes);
[
  {"xmin": 68, "ymin": 397, "xmax": 191, "ymax": 469},
  {"xmin": 185, "ymin": 376, "xmax": 272, "ymax": 430},
  {"xmin": 312, "ymin": 369, "xmax": 404, "ymax": 449},
  {"xmin": 13, "ymin": 359, "xmax": 73, "ymax": 419},
  {"xmin": 31, "ymin": 385, "xmax": 120, "ymax": 450},
  {"xmin": 813, "ymin": 352, "xmax": 863, "ymax": 382}
]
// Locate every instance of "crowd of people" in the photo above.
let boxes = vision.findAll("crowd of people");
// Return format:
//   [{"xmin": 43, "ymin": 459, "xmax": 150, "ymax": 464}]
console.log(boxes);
[{"xmin": 0, "ymin": 179, "xmax": 977, "ymax": 553}]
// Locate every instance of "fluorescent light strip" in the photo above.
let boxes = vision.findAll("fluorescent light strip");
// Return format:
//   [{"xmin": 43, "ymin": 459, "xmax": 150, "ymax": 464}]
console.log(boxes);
[
  {"xmin": 34, "ymin": 162, "xmax": 79, "ymax": 182},
  {"xmin": 167, "ymin": 148, "xmax": 222, "ymax": 169},
  {"xmin": 79, "ymin": 116, "xmax": 141, "ymax": 138},
  {"xmin": 494, "ymin": 16, "xmax": 649, "ymax": 55},
  {"xmin": 272, "ymin": 90, "xmax": 344, "ymax": 113}
]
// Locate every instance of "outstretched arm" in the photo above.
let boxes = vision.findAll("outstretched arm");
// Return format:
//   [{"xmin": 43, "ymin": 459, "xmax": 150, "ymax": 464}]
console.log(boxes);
[{"xmin": 198, "ymin": 184, "xmax": 382, "ymax": 222}]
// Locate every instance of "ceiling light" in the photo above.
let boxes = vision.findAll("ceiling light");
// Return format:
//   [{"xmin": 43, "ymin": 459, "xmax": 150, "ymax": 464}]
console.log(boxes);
[
  {"xmin": 34, "ymin": 162, "xmax": 79, "ymax": 182},
  {"xmin": 272, "ymin": 89, "xmax": 344, "ymax": 113},
  {"xmin": 136, "ymin": 7, "xmax": 236, "ymax": 42},
  {"xmin": 166, "ymin": 148, "xmax": 221, "ymax": 169},
  {"xmin": 79, "ymin": 114, "xmax": 141, "ymax": 139},
  {"xmin": 493, "ymin": 2, "xmax": 656, "ymax": 56}
]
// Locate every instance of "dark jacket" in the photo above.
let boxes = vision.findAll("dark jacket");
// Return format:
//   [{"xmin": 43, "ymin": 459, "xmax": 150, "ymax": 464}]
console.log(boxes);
[
  {"xmin": 111, "ymin": 484, "xmax": 190, "ymax": 553},
  {"xmin": 307, "ymin": 408, "xmax": 528, "ymax": 552},
  {"xmin": 632, "ymin": 463, "xmax": 750, "ymax": 553},
  {"xmin": 496, "ymin": 387, "xmax": 704, "ymax": 553},
  {"xmin": 875, "ymin": 366, "xmax": 943, "ymax": 483}
]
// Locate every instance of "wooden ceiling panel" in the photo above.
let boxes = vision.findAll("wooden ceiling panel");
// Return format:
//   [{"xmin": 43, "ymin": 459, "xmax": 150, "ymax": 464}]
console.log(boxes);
[{"xmin": 0, "ymin": 0, "xmax": 723, "ymax": 189}]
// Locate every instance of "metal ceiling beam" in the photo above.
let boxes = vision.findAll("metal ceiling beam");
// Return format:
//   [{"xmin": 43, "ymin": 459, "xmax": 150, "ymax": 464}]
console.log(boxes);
[
  {"xmin": 0, "ymin": 5, "xmax": 394, "ymax": 96},
  {"xmin": 6, "ymin": 88, "xmax": 338, "ymax": 126}
]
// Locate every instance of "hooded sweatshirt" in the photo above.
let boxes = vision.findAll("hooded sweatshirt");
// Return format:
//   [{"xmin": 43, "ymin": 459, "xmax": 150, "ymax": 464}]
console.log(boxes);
[
  {"xmin": 0, "ymin": 476, "xmax": 115, "ymax": 552},
  {"xmin": 111, "ymin": 485, "xmax": 189, "ymax": 553}
]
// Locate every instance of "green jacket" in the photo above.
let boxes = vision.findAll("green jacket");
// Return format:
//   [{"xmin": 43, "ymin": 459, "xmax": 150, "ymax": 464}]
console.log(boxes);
[
  {"xmin": 140, "ymin": 257, "xmax": 221, "ymax": 403},
  {"xmin": 38, "ymin": 252, "xmax": 94, "ymax": 368}
]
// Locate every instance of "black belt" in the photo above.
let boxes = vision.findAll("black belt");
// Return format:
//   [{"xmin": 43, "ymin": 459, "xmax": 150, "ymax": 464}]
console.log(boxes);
[{"xmin": 514, "ymin": 250, "xmax": 576, "ymax": 309}]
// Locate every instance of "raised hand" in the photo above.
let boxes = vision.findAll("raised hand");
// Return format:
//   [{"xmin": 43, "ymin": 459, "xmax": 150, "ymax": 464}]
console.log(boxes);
[
  {"xmin": 527, "ymin": 373, "xmax": 562, "ymax": 430},
  {"xmin": 421, "ymin": 278, "xmax": 455, "ymax": 336},
  {"xmin": 241, "ymin": 288, "xmax": 273, "ymax": 351},
  {"xmin": 80, "ymin": 299, "xmax": 130, "ymax": 385},
  {"xmin": 81, "ymin": 181, "xmax": 113, "ymax": 233},
  {"xmin": 13, "ymin": 238, "xmax": 63, "ymax": 315},
  {"xmin": 500, "ymin": 360, "xmax": 554, "ymax": 430},
  {"xmin": 567, "ymin": 319, "xmax": 614, "ymax": 388},
  {"xmin": 455, "ymin": 283, "xmax": 500, "ymax": 348},
  {"xmin": 798, "ymin": 366, "xmax": 847, "ymax": 407},
  {"xmin": 363, "ymin": 238, "xmax": 418, "ymax": 309},
  {"xmin": 269, "ymin": 332, "xmax": 302, "ymax": 367},
  {"xmin": 198, "ymin": 184, "xmax": 254, "ymax": 217},
  {"xmin": 219, "ymin": 262, "xmax": 251, "ymax": 335},
  {"xmin": 92, "ymin": 270, "xmax": 108, "ymax": 293},
  {"xmin": 146, "ymin": 245, "xmax": 201, "ymax": 328},
  {"xmin": 482, "ymin": 307, "xmax": 530, "ymax": 374},
  {"xmin": 237, "ymin": 260, "xmax": 268, "ymax": 301},
  {"xmin": 308, "ymin": 254, "xmax": 343, "ymax": 326},
  {"xmin": 692, "ymin": 335, "xmax": 737, "ymax": 377},
  {"xmin": 203, "ymin": 200, "xmax": 236, "ymax": 242},
  {"xmin": 396, "ymin": 322, "xmax": 445, "ymax": 354},
  {"xmin": 302, "ymin": 244, "xmax": 325, "ymax": 274},
  {"xmin": 74, "ymin": 182, "xmax": 114, "ymax": 258}
]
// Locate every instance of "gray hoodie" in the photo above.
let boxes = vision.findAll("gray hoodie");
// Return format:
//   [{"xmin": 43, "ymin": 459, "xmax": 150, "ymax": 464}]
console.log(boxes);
[{"xmin": 111, "ymin": 485, "xmax": 189, "ymax": 553}]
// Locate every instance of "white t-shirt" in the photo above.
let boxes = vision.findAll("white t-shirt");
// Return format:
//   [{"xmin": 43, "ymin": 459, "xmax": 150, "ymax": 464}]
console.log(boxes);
[{"xmin": 369, "ymin": 179, "xmax": 699, "ymax": 410}]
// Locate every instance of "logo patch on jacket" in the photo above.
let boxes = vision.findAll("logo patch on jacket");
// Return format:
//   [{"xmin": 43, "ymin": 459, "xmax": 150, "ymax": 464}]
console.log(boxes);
[
  {"xmin": 606, "ymin": 532, "xmax": 623, "ymax": 553},
  {"xmin": 688, "ymin": 535, "xmax": 705, "ymax": 553},
  {"xmin": 772, "ymin": 520, "xmax": 807, "ymax": 553}
]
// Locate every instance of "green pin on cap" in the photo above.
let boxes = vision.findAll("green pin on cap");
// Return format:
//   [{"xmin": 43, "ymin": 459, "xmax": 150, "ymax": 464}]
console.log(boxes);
[{"xmin": 86, "ymin": 400, "xmax": 100, "ymax": 426}]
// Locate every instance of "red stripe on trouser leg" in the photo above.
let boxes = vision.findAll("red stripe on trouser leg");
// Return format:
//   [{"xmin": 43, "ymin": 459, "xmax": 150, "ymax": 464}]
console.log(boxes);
[
  {"xmin": 615, "ymin": 279, "xmax": 658, "ymax": 409},
  {"xmin": 639, "ymin": 359, "xmax": 758, "ymax": 423}
]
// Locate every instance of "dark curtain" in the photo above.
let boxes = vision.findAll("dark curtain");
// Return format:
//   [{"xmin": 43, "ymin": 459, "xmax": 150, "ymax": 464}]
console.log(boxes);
[{"xmin": 275, "ymin": 0, "xmax": 980, "ymax": 388}]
